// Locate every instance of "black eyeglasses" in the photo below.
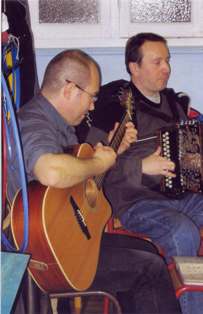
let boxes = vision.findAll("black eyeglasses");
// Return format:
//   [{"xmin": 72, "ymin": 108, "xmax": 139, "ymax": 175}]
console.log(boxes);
[{"xmin": 65, "ymin": 79, "xmax": 98, "ymax": 102}]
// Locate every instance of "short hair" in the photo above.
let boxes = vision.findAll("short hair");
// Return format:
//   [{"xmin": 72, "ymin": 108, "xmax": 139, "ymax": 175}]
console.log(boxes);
[
  {"xmin": 125, "ymin": 32, "xmax": 167, "ymax": 74},
  {"xmin": 41, "ymin": 49, "xmax": 100, "ymax": 93}
]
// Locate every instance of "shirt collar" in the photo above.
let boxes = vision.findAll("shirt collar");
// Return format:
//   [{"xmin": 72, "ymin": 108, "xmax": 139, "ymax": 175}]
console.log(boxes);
[
  {"xmin": 129, "ymin": 81, "xmax": 163, "ymax": 108},
  {"xmin": 36, "ymin": 92, "xmax": 73, "ymax": 132}
]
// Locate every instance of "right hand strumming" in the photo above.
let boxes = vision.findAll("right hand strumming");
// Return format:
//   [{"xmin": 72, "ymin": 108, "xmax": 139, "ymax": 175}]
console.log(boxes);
[{"xmin": 93, "ymin": 142, "xmax": 116, "ymax": 174}]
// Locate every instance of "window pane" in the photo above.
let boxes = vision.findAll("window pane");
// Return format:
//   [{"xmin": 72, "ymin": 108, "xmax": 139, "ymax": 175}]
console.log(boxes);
[
  {"xmin": 39, "ymin": 0, "xmax": 99, "ymax": 24},
  {"xmin": 130, "ymin": 0, "xmax": 191, "ymax": 23}
]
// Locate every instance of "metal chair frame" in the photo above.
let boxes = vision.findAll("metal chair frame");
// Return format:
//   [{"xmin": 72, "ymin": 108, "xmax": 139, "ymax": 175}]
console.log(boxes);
[{"xmin": 49, "ymin": 290, "xmax": 122, "ymax": 314}]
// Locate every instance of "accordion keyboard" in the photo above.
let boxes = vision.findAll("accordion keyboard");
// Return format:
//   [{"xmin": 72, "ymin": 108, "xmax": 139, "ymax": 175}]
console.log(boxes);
[{"xmin": 160, "ymin": 120, "xmax": 203, "ymax": 196}]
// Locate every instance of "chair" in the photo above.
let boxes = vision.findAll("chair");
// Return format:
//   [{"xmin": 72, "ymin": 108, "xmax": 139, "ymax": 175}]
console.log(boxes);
[
  {"xmin": 49, "ymin": 290, "xmax": 122, "ymax": 314},
  {"xmin": 107, "ymin": 216, "xmax": 203, "ymax": 299},
  {"xmin": 168, "ymin": 260, "xmax": 203, "ymax": 298},
  {"xmin": 107, "ymin": 217, "xmax": 164, "ymax": 256}
]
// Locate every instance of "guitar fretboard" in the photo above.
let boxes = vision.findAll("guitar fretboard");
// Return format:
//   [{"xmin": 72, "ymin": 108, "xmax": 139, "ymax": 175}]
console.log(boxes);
[{"xmin": 94, "ymin": 111, "xmax": 131, "ymax": 190}]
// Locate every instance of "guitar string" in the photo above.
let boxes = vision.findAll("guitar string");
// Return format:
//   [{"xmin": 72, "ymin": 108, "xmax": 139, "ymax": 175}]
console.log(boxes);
[
  {"xmin": 95, "ymin": 88, "xmax": 133, "ymax": 189},
  {"xmin": 94, "ymin": 112, "xmax": 131, "ymax": 189}
]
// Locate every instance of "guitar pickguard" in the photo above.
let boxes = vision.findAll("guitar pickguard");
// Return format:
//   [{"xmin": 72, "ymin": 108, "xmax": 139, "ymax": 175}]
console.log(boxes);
[{"xmin": 69, "ymin": 195, "xmax": 91, "ymax": 240}]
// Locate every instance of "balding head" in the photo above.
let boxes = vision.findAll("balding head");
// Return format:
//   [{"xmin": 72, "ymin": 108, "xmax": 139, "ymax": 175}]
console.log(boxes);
[{"xmin": 41, "ymin": 49, "xmax": 100, "ymax": 95}]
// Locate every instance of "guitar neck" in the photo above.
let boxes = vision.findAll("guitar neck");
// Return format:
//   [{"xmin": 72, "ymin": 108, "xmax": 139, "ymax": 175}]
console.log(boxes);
[
  {"xmin": 109, "ymin": 111, "xmax": 131, "ymax": 152},
  {"xmin": 94, "ymin": 111, "xmax": 131, "ymax": 189}
]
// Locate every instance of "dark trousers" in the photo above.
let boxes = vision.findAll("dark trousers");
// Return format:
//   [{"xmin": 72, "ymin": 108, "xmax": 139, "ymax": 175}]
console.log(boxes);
[
  {"xmin": 13, "ymin": 233, "xmax": 181, "ymax": 314},
  {"xmin": 89, "ymin": 233, "xmax": 181, "ymax": 314}
]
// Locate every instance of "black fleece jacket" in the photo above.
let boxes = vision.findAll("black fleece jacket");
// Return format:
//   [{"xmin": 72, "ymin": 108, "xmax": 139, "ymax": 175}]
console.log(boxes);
[{"xmin": 77, "ymin": 80, "xmax": 189, "ymax": 218}]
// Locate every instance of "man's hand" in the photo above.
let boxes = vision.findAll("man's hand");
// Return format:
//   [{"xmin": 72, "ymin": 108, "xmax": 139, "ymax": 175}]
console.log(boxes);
[
  {"xmin": 142, "ymin": 147, "xmax": 176, "ymax": 177},
  {"xmin": 108, "ymin": 121, "xmax": 137, "ymax": 155},
  {"xmin": 93, "ymin": 142, "xmax": 117, "ymax": 174}
]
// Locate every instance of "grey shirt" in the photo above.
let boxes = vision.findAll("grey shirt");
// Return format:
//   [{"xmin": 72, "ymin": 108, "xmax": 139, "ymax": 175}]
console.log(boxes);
[{"xmin": 7, "ymin": 93, "xmax": 78, "ymax": 201}]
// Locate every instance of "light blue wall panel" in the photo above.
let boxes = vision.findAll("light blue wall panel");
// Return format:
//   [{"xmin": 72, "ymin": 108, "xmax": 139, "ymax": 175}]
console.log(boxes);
[
  {"xmin": 168, "ymin": 47, "xmax": 203, "ymax": 111},
  {"xmin": 35, "ymin": 46, "xmax": 203, "ymax": 112}
]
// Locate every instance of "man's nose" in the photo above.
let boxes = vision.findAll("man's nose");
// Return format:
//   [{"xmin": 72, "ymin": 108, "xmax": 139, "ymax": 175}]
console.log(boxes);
[{"xmin": 162, "ymin": 61, "xmax": 171, "ymax": 73}]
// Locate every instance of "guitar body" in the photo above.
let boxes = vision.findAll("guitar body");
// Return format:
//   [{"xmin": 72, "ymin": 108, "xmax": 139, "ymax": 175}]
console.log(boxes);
[{"xmin": 11, "ymin": 143, "xmax": 112, "ymax": 293}]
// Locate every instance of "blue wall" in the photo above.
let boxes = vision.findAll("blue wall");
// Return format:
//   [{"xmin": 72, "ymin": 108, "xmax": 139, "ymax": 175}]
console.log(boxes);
[{"xmin": 36, "ymin": 46, "xmax": 203, "ymax": 112}]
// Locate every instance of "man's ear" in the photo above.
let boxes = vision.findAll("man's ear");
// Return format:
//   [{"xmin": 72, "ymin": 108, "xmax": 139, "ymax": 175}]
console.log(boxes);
[
  {"xmin": 129, "ymin": 62, "xmax": 138, "ymax": 75},
  {"xmin": 63, "ymin": 81, "xmax": 75, "ymax": 99}
]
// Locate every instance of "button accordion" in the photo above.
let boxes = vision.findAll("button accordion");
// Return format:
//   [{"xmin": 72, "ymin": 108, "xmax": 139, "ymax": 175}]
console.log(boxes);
[{"xmin": 160, "ymin": 119, "xmax": 203, "ymax": 196}]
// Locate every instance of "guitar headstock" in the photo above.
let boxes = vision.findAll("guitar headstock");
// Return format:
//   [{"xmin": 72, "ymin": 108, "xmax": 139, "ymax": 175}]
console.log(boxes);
[{"xmin": 118, "ymin": 86, "xmax": 133, "ymax": 119}]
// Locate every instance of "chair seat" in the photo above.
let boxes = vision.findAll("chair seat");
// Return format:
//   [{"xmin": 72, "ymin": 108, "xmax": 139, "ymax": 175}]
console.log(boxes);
[
  {"xmin": 107, "ymin": 217, "xmax": 203, "ymax": 298},
  {"xmin": 109, "ymin": 218, "xmax": 150, "ymax": 240}
]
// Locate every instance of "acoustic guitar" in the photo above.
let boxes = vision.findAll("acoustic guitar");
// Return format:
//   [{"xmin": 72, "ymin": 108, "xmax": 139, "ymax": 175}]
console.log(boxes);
[{"xmin": 11, "ymin": 88, "xmax": 133, "ymax": 293}]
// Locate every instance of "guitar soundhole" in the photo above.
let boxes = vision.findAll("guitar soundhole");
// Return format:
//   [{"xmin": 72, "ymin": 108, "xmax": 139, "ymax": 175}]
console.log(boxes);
[{"xmin": 85, "ymin": 179, "xmax": 98, "ymax": 208}]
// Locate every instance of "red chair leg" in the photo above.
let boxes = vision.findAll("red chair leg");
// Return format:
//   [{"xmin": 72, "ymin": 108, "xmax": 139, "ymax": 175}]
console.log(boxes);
[{"xmin": 103, "ymin": 296, "xmax": 110, "ymax": 314}]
